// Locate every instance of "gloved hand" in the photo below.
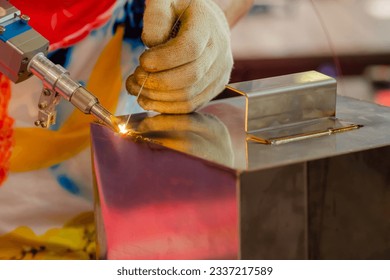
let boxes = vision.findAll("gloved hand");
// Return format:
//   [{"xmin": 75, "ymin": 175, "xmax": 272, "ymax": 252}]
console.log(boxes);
[{"xmin": 126, "ymin": 0, "xmax": 234, "ymax": 114}]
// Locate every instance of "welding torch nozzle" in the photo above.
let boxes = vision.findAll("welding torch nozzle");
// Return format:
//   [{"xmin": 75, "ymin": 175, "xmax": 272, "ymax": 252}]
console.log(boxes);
[
  {"xmin": 28, "ymin": 53, "xmax": 118, "ymax": 131},
  {"xmin": 71, "ymin": 87, "xmax": 119, "ymax": 132}
]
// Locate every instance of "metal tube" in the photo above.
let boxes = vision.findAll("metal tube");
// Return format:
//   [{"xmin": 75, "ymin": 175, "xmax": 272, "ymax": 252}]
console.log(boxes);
[
  {"xmin": 28, "ymin": 52, "xmax": 118, "ymax": 131},
  {"xmin": 90, "ymin": 103, "xmax": 119, "ymax": 132}
]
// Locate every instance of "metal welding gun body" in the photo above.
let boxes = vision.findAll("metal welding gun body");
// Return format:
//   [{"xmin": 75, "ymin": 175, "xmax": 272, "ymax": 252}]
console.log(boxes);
[{"xmin": 0, "ymin": 0, "xmax": 116, "ymax": 130}]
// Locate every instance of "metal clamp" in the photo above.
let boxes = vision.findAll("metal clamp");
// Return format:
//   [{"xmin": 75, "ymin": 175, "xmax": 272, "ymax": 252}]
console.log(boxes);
[
  {"xmin": 226, "ymin": 71, "xmax": 361, "ymax": 145},
  {"xmin": 35, "ymin": 88, "xmax": 61, "ymax": 128}
]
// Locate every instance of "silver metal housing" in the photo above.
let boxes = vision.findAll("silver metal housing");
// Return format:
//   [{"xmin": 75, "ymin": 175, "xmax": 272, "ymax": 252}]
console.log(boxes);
[{"xmin": 0, "ymin": 0, "xmax": 49, "ymax": 83}]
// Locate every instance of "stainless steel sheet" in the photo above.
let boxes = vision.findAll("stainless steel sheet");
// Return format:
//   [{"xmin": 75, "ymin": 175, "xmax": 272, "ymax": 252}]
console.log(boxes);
[{"xmin": 91, "ymin": 94, "xmax": 390, "ymax": 259}]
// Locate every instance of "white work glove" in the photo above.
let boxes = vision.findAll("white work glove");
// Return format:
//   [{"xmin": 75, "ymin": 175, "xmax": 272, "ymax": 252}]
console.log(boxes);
[{"xmin": 126, "ymin": 0, "xmax": 234, "ymax": 114}]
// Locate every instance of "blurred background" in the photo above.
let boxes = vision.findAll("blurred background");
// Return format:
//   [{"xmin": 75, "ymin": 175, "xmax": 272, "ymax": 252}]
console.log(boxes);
[{"xmin": 229, "ymin": 0, "xmax": 390, "ymax": 106}]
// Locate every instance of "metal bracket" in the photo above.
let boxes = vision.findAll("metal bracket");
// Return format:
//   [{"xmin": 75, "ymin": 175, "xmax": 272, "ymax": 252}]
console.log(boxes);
[
  {"xmin": 35, "ymin": 88, "xmax": 61, "ymax": 128},
  {"xmin": 226, "ymin": 71, "xmax": 361, "ymax": 145}
]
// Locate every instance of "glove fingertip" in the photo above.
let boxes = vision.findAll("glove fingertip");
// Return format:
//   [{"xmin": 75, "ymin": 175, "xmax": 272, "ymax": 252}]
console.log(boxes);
[
  {"xmin": 137, "ymin": 95, "xmax": 152, "ymax": 111},
  {"xmin": 125, "ymin": 75, "xmax": 138, "ymax": 96},
  {"xmin": 140, "ymin": 51, "xmax": 159, "ymax": 72},
  {"xmin": 142, "ymin": 4, "xmax": 175, "ymax": 47}
]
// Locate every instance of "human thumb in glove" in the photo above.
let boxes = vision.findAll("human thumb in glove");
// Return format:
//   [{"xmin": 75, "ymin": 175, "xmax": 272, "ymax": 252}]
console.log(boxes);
[{"xmin": 126, "ymin": 0, "xmax": 234, "ymax": 114}]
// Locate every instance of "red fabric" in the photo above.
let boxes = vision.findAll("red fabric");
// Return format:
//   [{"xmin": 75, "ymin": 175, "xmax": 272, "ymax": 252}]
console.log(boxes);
[
  {"xmin": 375, "ymin": 90, "xmax": 390, "ymax": 107},
  {"xmin": 0, "ymin": 74, "xmax": 13, "ymax": 186},
  {"xmin": 11, "ymin": 0, "xmax": 117, "ymax": 49}
]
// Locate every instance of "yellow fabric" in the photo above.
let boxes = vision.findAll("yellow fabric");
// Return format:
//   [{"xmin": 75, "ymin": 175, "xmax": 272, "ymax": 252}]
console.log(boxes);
[
  {"xmin": 10, "ymin": 27, "xmax": 124, "ymax": 172},
  {"xmin": 0, "ymin": 212, "xmax": 95, "ymax": 260}
]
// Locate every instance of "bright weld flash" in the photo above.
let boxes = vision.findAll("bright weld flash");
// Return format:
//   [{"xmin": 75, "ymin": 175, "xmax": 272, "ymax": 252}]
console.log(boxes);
[{"xmin": 118, "ymin": 123, "xmax": 129, "ymax": 135}]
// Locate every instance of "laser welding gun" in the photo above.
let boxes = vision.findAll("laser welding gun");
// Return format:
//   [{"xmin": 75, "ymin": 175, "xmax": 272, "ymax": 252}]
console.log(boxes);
[{"xmin": 0, "ymin": 0, "xmax": 118, "ymax": 131}]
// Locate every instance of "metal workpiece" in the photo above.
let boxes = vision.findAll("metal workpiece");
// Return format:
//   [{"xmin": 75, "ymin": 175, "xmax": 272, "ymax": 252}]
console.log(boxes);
[
  {"xmin": 226, "ymin": 71, "xmax": 359, "ymax": 144},
  {"xmin": 227, "ymin": 71, "xmax": 337, "ymax": 131},
  {"xmin": 92, "ymin": 93, "xmax": 390, "ymax": 173},
  {"xmin": 92, "ymin": 120, "xmax": 238, "ymax": 260},
  {"xmin": 239, "ymin": 146, "xmax": 390, "ymax": 259},
  {"xmin": 91, "ymin": 88, "xmax": 390, "ymax": 259}
]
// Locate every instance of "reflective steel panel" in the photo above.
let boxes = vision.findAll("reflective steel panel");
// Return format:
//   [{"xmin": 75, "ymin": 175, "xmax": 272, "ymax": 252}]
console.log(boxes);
[{"xmin": 91, "ymin": 92, "xmax": 390, "ymax": 259}]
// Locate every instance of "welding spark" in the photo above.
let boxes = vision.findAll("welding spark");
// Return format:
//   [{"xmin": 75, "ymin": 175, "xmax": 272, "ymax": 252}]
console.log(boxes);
[{"xmin": 118, "ymin": 123, "xmax": 129, "ymax": 135}]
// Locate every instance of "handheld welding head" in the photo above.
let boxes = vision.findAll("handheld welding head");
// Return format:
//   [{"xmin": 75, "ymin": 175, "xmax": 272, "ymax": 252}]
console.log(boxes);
[
  {"xmin": 0, "ymin": 0, "xmax": 48, "ymax": 83},
  {"xmin": 0, "ymin": 0, "xmax": 118, "ymax": 131},
  {"xmin": 28, "ymin": 53, "xmax": 119, "ymax": 131}
]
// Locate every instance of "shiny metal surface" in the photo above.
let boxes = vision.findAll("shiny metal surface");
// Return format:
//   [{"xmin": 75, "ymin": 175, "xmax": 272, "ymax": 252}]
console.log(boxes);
[
  {"xmin": 239, "ymin": 163, "xmax": 307, "ymax": 259},
  {"xmin": 113, "ymin": 95, "xmax": 390, "ymax": 172},
  {"xmin": 227, "ymin": 71, "xmax": 337, "ymax": 132},
  {"xmin": 307, "ymin": 147, "xmax": 390, "ymax": 259},
  {"xmin": 91, "ymin": 94, "xmax": 390, "ymax": 259},
  {"xmin": 92, "ymin": 125, "xmax": 238, "ymax": 259},
  {"xmin": 226, "ymin": 71, "xmax": 361, "ymax": 144},
  {"xmin": 239, "ymin": 145, "xmax": 390, "ymax": 259}
]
